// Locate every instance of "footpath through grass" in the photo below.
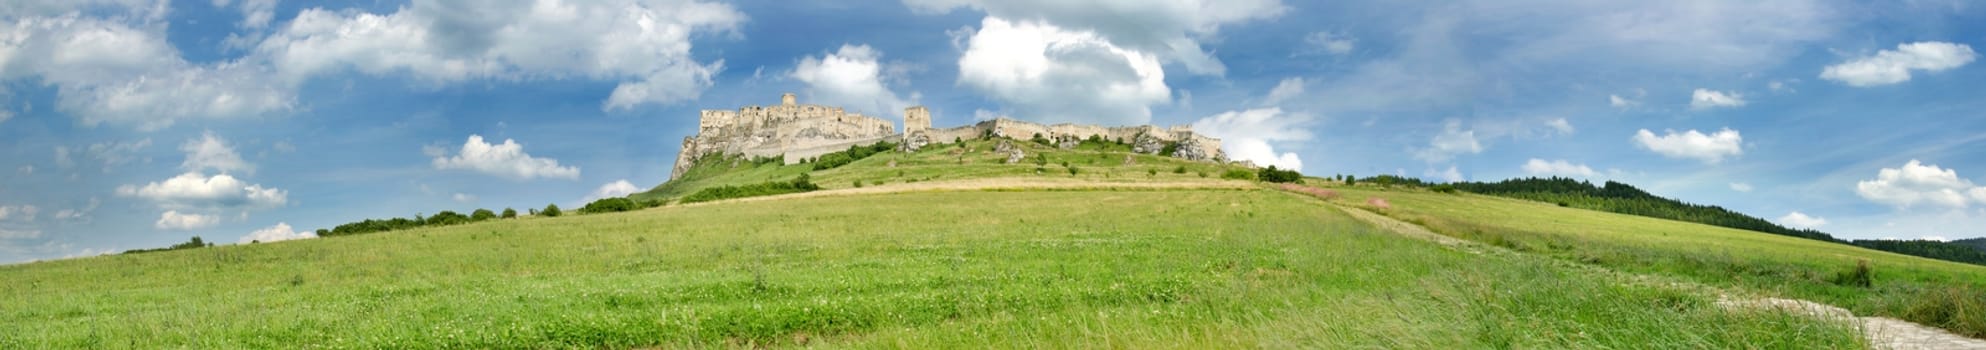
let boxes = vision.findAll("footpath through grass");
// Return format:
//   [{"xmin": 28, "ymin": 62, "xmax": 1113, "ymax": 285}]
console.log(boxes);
[
  {"xmin": 1310, "ymin": 184, "xmax": 1986, "ymax": 338},
  {"xmin": 1, "ymin": 190, "xmax": 1861, "ymax": 348}
]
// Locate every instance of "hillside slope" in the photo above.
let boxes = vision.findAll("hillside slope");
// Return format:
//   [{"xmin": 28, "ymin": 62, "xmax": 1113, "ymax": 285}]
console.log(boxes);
[
  {"xmin": 1306, "ymin": 184, "xmax": 1986, "ymax": 337},
  {"xmin": 0, "ymin": 190, "xmax": 1863, "ymax": 348}
]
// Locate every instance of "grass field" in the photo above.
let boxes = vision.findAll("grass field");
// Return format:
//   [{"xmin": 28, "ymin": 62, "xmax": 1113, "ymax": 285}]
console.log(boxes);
[
  {"xmin": 1, "ymin": 190, "xmax": 1862, "ymax": 348},
  {"xmin": 1306, "ymin": 184, "xmax": 1986, "ymax": 337}
]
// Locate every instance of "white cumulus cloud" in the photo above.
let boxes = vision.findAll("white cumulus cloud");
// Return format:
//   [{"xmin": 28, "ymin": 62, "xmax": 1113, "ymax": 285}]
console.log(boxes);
[
  {"xmin": 239, "ymin": 222, "xmax": 314, "ymax": 243},
  {"xmin": 1413, "ymin": 120, "xmax": 1483, "ymax": 163},
  {"xmin": 180, "ymin": 131, "xmax": 251, "ymax": 174},
  {"xmin": 0, "ymin": 15, "xmax": 293, "ymax": 130},
  {"xmin": 791, "ymin": 44, "xmax": 913, "ymax": 117},
  {"xmin": 952, "ymin": 17, "xmax": 1171, "ymax": 125},
  {"xmin": 1777, "ymin": 211, "xmax": 1828, "ymax": 229},
  {"xmin": 117, "ymin": 172, "xmax": 288, "ymax": 209},
  {"xmin": 1855, "ymin": 159, "xmax": 1986, "ymax": 209},
  {"xmin": 1632, "ymin": 128, "xmax": 1743, "ymax": 164},
  {"xmin": 1821, "ymin": 41, "xmax": 1976, "ymax": 87},
  {"xmin": 1609, "ymin": 94, "xmax": 1637, "ymax": 108},
  {"xmin": 253, "ymin": 0, "xmax": 746, "ymax": 111},
  {"xmin": 1545, "ymin": 118, "xmax": 1574, "ymax": 135},
  {"xmin": 585, "ymin": 179, "xmax": 643, "ymax": 202},
  {"xmin": 1522, "ymin": 159, "xmax": 1596, "ymax": 177},
  {"xmin": 1190, "ymin": 108, "xmax": 1309, "ymax": 171},
  {"xmin": 1689, "ymin": 88, "xmax": 1746, "ymax": 109},
  {"xmin": 431, "ymin": 135, "xmax": 579, "ymax": 180},
  {"xmin": 154, "ymin": 210, "xmax": 219, "ymax": 230},
  {"xmin": 1262, "ymin": 77, "xmax": 1305, "ymax": 105},
  {"xmin": 907, "ymin": 0, "xmax": 1285, "ymax": 76}
]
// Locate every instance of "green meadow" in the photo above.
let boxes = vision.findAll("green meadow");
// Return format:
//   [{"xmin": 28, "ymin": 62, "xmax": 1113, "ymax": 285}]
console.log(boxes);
[
  {"xmin": 1311, "ymin": 184, "xmax": 1986, "ymax": 337},
  {"xmin": 1, "ymin": 190, "xmax": 1862, "ymax": 348}
]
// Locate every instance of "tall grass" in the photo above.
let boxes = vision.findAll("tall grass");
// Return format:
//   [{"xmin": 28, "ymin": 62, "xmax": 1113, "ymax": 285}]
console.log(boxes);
[{"xmin": 0, "ymin": 190, "xmax": 1861, "ymax": 348}]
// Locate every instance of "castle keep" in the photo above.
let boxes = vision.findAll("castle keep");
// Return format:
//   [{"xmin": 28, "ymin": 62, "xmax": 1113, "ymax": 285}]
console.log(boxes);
[{"xmin": 671, "ymin": 93, "xmax": 1225, "ymax": 179}]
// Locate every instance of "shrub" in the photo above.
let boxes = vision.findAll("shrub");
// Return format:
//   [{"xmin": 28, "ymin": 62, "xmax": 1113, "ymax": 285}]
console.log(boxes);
[
  {"xmin": 427, "ymin": 211, "xmax": 471, "ymax": 226},
  {"xmin": 1831, "ymin": 260, "xmax": 1873, "ymax": 288},
  {"xmin": 1221, "ymin": 168, "xmax": 1256, "ymax": 181},
  {"xmin": 500, "ymin": 208, "xmax": 517, "ymax": 219},
  {"xmin": 542, "ymin": 204, "xmax": 563, "ymax": 217},
  {"xmin": 681, "ymin": 175, "xmax": 820, "ymax": 204},
  {"xmin": 1431, "ymin": 184, "xmax": 1459, "ymax": 194},
  {"xmin": 853, "ymin": 180, "xmax": 863, "ymax": 188},
  {"xmin": 1258, "ymin": 166, "xmax": 1303, "ymax": 183},
  {"xmin": 1173, "ymin": 165, "xmax": 1187, "ymax": 174},
  {"xmin": 470, "ymin": 209, "xmax": 497, "ymax": 221},
  {"xmin": 580, "ymin": 197, "xmax": 640, "ymax": 214},
  {"xmin": 813, "ymin": 153, "xmax": 854, "ymax": 170},
  {"xmin": 1067, "ymin": 166, "xmax": 1080, "ymax": 176},
  {"xmin": 1147, "ymin": 168, "xmax": 1158, "ymax": 177},
  {"xmin": 810, "ymin": 141, "xmax": 897, "ymax": 170}
]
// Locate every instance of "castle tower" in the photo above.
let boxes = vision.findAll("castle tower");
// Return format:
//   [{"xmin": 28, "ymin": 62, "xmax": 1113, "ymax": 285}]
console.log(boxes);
[
  {"xmin": 781, "ymin": 92, "xmax": 797, "ymax": 106},
  {"xmin": 903, "ymin": 106, "xmax": 931, "ymax": 134}
]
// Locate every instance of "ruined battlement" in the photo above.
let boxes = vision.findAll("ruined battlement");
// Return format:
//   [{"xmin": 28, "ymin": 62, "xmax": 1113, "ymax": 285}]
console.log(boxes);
[{"xmin": 670, "ymin": 94, "xmax": 1224, "ymax": 180}]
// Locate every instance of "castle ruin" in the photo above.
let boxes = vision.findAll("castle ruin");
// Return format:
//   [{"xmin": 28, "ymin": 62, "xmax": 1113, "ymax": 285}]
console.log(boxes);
[{"xmin": 671, "ymin": 93, "xmax": 1225, "ymax": 179}]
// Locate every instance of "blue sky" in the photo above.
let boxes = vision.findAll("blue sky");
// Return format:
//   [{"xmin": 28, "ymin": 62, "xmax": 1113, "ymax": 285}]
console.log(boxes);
[{"xmin": 2, "ymin": 0, "xmax": 1984, "ymax": 262}]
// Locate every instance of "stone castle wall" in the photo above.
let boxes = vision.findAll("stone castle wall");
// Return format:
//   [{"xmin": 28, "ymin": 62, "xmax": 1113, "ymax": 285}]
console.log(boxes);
[{"xmin": 671, "ymin": 94, "xmax": 1226, "ymax": 180}]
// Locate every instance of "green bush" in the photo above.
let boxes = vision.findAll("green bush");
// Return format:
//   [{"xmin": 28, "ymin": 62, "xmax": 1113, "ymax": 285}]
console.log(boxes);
[
  {"xmin": 1431, "ymin": 184, "xmax": 1459, "ymax": 194},
  {"xmin": 470, "ymin": 209, "xmax": 497, "ymax": 221},
  {"xmin": 580, "ymin": 197, "xmax": 641, "ymax": 214},
  {"xmin": 813, "ymin": 153, "xmax": 854, "ymax": 170},
  {"xmin": 1173, "ymin": 165, "xmax": 1187, "ymax": 174},
  {"xmin": 427, "ymin": 211, "xmax": 471, "ymax": 226},
  {"xmin": 682, "ymin": 175, "xmax": 821, "ymax": 204},
  {"xmin": 500, "ymin": 208, "xmax": 517, "ymax": 219},
  {"xmin": 1258, "ymin": 166, "xmax": 1302, "ymax": 183},
  {"xmin": 1221, "ymin": 168, "xmax": 1256, "ymax": 181},
  {"xmin": 542, "ymin": 204, "xmax": 563, "ymax": 217},
  {"xmin": 811, "ymin": 141, "xmax": 898, "ymax": 170}
]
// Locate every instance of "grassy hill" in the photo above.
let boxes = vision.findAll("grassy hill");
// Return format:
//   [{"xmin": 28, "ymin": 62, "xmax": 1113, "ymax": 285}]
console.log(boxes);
[
  {"xmin": 1303, "ymin": 184, "xmax": 1986, "ymax": 337},
  {"xmin": 6, "ymin": 137, "xmax": 1982, "ymax": 347},
  {"xmin": 631, "ymin": 138, "xmax": 1244, "ymax": 203}
]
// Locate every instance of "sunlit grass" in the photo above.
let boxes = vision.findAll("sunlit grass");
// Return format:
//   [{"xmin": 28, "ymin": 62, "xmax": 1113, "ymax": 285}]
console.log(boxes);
[{"xmin": 0, "ymin": 190, "xmax": 1861, "ymax": 348}]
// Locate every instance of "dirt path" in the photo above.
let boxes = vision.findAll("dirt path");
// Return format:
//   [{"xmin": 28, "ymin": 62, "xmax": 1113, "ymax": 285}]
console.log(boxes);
[{"xmin": 1328, "ymin": 202, "xmax": 1986, "ymax": 349}]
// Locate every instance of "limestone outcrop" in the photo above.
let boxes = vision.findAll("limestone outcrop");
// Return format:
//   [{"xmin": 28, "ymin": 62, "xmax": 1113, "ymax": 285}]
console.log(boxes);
[{"xmin": 670, "ymin": 93, "xmax": 1227, "ymax": 179}]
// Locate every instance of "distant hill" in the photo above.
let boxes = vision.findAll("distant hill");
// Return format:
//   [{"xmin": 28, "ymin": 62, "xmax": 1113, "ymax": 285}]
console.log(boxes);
[
  {"xmin": 1442, "ymin": 177, "xmax": 1986, "ymax": 267},
  {"xmin": 1446, "ymin": 177, "xmax": 1840, "ymax": 242}
]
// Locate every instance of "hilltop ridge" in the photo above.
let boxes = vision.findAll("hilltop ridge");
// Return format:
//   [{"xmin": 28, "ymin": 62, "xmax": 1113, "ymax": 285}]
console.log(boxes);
[{"xmin": 672, "ymin": 93, "xmax": 1226, "ymax": 180}]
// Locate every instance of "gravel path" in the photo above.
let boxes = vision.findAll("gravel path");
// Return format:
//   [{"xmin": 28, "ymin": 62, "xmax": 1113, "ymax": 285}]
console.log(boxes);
[{"xmin": 1328, "ymin": 202, "xmax": 1986, "ymax": 350}]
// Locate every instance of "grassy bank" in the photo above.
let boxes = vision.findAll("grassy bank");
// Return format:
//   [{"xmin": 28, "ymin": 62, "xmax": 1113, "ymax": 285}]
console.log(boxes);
[
  {"xmin": 1306, "ymin": 184, "xmax": 1986, "ymax": 337},
  {"xmin": 0, "ymin": 190, "xmax": 1860, "ymax": 348}
]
